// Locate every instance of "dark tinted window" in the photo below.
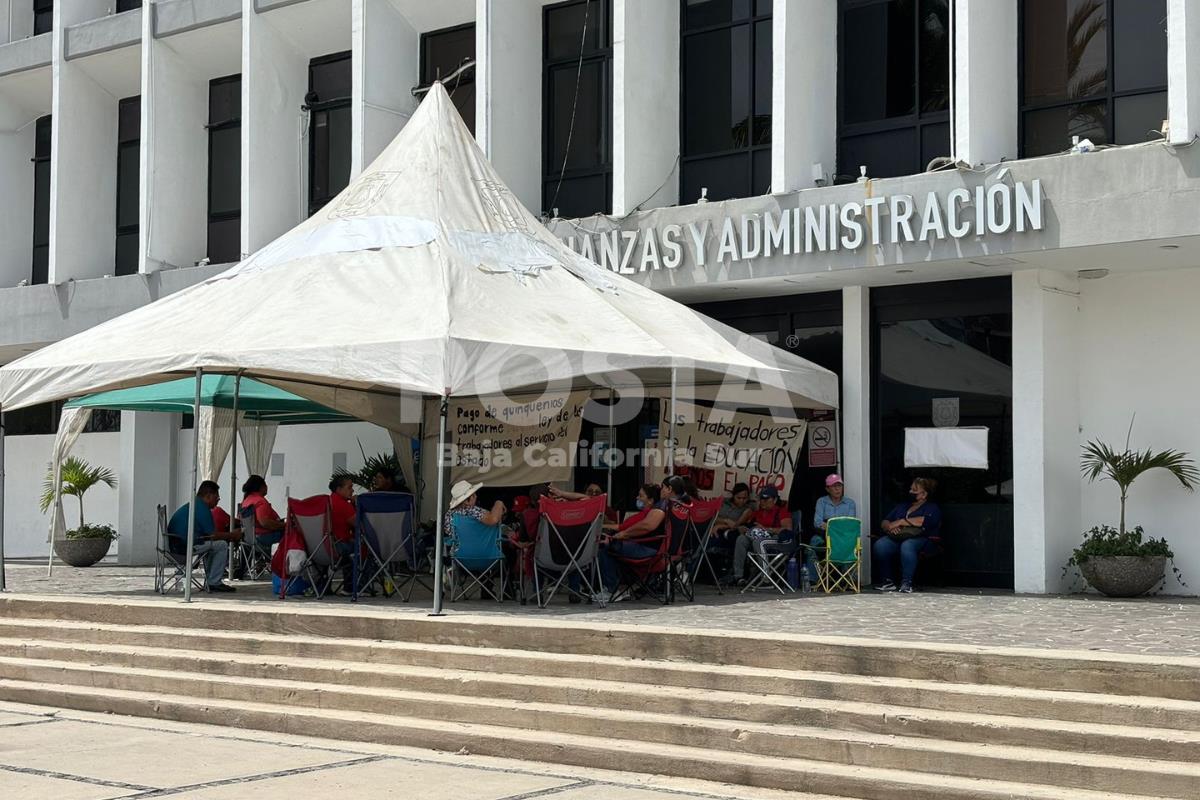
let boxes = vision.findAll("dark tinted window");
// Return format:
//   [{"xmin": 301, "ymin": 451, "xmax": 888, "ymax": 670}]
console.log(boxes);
[
  {"xmin": 117, "ymin": 0, "xmax": 141, "ymax": 11},
  {"xmin": 3, "ymin": 402, "xmax": 120, "ymax": 436},
  {"xmin": 32, "ymin": 115, "xmax": 51, "ymax": 285},
  {"xmin": 115, "ymin": 96, "xmax": 140, "ymax": 276},
  {"xmin": 680, "ymin": 0, "xmax": 771, "ymax": 202},
  {"xmin": 421, "ymin": 24, "xmax": 475, "ymax": 133},
  {"xmin": 34, "ymin": 0, "xmax": 52, "ymax": 36},
  {"xmin": 543, "ymin": 0, "xmax": 612, "ymax": 217},
  {"xmin": 308, "ymin": 53, "xmax": 352, "ymax": 216},
  {"xmin": 208, "ymin": 75, "xmax": 241, "ymax": 264},
  {"xmin": 838, "ymin": 0, "xmax": 949, "ymax": 181},
  {"xmin": 1020, "ymin": 0, "xmax": 1167, "ymax": 155}
]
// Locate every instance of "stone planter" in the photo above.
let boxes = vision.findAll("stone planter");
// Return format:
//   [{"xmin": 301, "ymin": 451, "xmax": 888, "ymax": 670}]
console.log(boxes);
[
  {"xmin": 1079, "ymin": 555, "xmax": 1166, "ymax": 597},
  {"xmin": 53, "ymin": 537, "xmax": 113, "ymax": 568}
]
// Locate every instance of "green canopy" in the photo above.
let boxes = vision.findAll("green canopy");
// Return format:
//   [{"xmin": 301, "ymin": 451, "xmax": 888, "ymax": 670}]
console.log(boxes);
[{"xmin": 65, "ymin": 376, "xmax": 353, "ymax": 424}]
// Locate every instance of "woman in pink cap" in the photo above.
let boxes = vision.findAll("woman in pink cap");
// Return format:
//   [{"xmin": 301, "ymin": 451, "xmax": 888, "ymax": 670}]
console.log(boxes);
[{"xmin": 809, "ymin": 474, "xmax": 857, "ymax": 583}]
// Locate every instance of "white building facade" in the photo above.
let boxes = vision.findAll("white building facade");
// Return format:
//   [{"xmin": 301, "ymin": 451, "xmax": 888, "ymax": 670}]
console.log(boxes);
[{"xmin": 1, "ymin": 0, "xmax": 1199, "ymax": 595}]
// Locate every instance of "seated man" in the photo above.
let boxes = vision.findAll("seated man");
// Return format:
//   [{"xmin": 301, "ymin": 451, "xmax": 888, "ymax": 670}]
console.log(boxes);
[
  {"xmin": 328, "ymin": 475, "xmax": 357, "ymax": 595},
  {"xmin": 725, "ymin": 485, "xmax": 792, "ymax": 586},
  {"xmin": 167, "ymin": 480, "xmax": 242, "ymax": 593},
  {"xmin": 809, "ymin": 474, "xmax": 857, "ymax": 582}
]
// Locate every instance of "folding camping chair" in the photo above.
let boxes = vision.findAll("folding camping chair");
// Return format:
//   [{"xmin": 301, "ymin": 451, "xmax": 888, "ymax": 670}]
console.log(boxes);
[
  {"xmin": 355, "ymin": 491, "xmax": 418, "ymax": 599},
  {"xmin": 680, "ymin": 497, "xmax": 723, "ymax": 598},
  {"xmin": 533, "ymin": 494, "xmax": 605, "ymax": 607},
  {"xmin": 447, "ymin": 515, "xmax": 505, "ymax": 602},
  {"xmin": 817, "ymin": 516, "xmax": 862, "ymax": 593},
  {"xmin": 665, "ymin": 499, "xmax": 697, "ymax": 602},
  {"xmin": 741, "ymin": 528, "xmax": 798, "ymax": 595},
  {"xmin": 154, "ymin": 503, "xmax": 205, "ymax": 594},
  {"xmin": 286, "ymin": 494, "xmax": 343, "ymax": 599},
  {"xmin": 611, "ymin": 499, "xmax": 690, "ymax": 605},
  {"xmin": 233, "ymin": 506, "xmax": 272, "ymax": 580}
]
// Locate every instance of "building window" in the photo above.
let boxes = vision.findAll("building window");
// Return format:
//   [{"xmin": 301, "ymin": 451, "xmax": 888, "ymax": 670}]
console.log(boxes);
[
  {"xmin": 31, "ymin": 115, "xmax": 51, "ymax": 286},
  {"xmin": 208, "ymin": 75, "xmax": 241, "ymax": 264},
  {"xmin": 680, "ymin": 0, "xmax": 772, "ymax": 204},
  {"xmin": 33, "ymin": 0, "xmax": 52, "ymax": 35},
  {"xmin": 117, "ymin": 0, "xmax": 141, "ymax": 10},
  {"xmin": 838, "ymin": 0, "xmax": 950, "ymax": 182},
  {"xmin": 115, "ymin": 96, "xmax": 140, "ymax": 277},
  {"xmin": 1020, "ymin": 0, "xmax": 1167, "ymax": 157},
  {"xmin": 420, "ymin": 23, "xmax": 476, "ymax": 134},
  {"xmin": 307, "ymin": 52, "xmax": 352, "ymax": 217},
  {"xmin": 543, "ymin": 0, "xmax": 612, "ymax": 218},
  {"xmin": 3, "ymin": 402, "xmax": 120, "ymax": 436}
]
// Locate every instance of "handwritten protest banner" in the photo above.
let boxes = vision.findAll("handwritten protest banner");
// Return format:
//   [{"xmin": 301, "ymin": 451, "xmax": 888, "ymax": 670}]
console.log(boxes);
[
  {"xmin": 654, "ymin": 402, "xmax": 807, "ymax": 497},
  {"xmin": 449, "ymin": 391, "xmax": 587, "ymax": 486}
]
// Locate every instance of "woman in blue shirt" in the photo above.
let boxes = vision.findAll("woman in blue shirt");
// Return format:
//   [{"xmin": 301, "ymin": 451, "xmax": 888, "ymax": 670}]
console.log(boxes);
[{"xmin": 873, "ymin": 477, "xmax": 942, "ymax": 593}]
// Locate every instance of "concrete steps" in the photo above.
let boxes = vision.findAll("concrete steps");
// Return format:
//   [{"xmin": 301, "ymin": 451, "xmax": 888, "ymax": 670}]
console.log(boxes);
[{"xmin": 0, "ymin": 596, "xmax": 1197, "ymax": 799}]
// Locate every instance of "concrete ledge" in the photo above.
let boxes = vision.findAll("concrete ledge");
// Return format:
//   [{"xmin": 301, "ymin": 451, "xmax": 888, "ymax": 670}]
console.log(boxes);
[
  {"xmin": 0, "ymin": 33, "xmax": 51, "ymax": 78},
  {"xmin": 154, "ymin": 0, "xmax": 242, "ymax": 38},
  {"xmin": 64, "ymin": 10, "xmax": 143, "ymax": 61}
]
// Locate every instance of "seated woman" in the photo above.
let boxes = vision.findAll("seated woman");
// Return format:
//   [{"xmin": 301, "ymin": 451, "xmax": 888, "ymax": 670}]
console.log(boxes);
[
  {"xmin": 602, "ymin": 484, "xmax": 662, "ymax": 534},
  {"xmin": 239, "ymin": 475, "xmax": 286, "ymax": 553},
  {"xmin": 873, "ymin": 477, "xmax": 942, "ymax": 593},
  {"xmin": 712, "ymin": 482, "xmax": 754, "ymax": 543},
  {"xmin": 596, "ymin": 477, "xmax": 688, "ymax": 602},
  {"xmin": 725, "ymin": 485, "xmax": 791, "ymax": 586},
  {"xmin": 443, "ymin": 480, "xmax": 506, "ymax": 542},
  {"xmin": 328, "ymin": 475, "xmax": 357, "ymax": 595}
]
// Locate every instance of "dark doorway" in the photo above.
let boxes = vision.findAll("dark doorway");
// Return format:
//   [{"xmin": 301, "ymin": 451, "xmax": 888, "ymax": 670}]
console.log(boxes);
[{"xmin": 872, "ymin": 278, "xmax": 1014, "ymax": 589}]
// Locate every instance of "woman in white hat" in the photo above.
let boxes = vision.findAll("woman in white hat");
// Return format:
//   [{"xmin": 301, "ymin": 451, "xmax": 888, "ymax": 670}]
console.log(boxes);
[{"xmin": 442, "ymin": 480, "xmax": 507, "ymax": 542}]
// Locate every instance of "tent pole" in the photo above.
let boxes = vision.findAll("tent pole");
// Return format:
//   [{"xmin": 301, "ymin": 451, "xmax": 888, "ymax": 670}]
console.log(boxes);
[
  {"xmin": 414, "ymin": 409, "xmax": 426, "ymax": 524},
  {"xmin": 667, "ymin": 369, "xmax": 677, "ymax": 476},
  {"xmin": 430, "ymin": 395, "xmax": 448, "ymax": 616},
  {"xmin": 184, "ymin": 368, "xmax": 203, "ymax": 603},
  {"xmin": 606, "ymin": 388, "xmax": 615, "ymax": 499},
  {"xmin": 0, "ymin": 403, "xmax": 6, "ymax": 592},
  {"xmin": 229, "ymin": 372, "xmax": 241, "ymax": 580}
]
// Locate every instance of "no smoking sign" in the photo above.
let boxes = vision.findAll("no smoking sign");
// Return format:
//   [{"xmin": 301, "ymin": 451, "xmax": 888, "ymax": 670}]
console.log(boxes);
[{"xmin": 808, "ymin": 421, "xmax": 838, "ymax": 468}]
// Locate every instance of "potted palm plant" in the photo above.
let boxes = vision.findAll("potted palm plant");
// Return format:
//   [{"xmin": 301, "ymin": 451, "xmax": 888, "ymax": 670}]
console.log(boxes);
[
  {"xmin": 40, "ymin": 456, "xmax": 119, "ymax": 567},
  {"xmin": 1076, "ymin": 421, "xmax": 1198, "ymax": 596}
]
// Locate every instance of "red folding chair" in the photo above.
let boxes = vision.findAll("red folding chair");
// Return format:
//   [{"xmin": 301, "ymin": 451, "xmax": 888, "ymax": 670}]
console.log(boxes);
[
  {"xmin": 611, "ymin": 498, "xmax": 691, "ymax": 604},
  {"xmin": 679, "ymin": 497, "xmax": 723, "ymax": 599},
  {"xmin": 534, "ymin": 495, "xmax": 605, "ymax": 607},
  {"xmin": 286, "ymin": 494, "xmax": 342, "ymax": 599}
]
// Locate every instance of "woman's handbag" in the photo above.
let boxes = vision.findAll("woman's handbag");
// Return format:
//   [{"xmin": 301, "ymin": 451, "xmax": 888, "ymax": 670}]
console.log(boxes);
[{"xmin": 889, "ymin": 524, "xmax": 924, "ymax": 541}]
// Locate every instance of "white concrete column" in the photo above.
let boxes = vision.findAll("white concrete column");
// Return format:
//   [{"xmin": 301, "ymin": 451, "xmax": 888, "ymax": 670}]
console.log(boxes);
[
  {"xmin": 117, "ymin": 411, "xmax": 176, "ymax": 566},
  {"xmin": 477, "ymin": 0, "xmax": 542, "ymax": 212},
  {"xmin": 842, "ymin": 286, "xmax": 872, "ymax": 573},
  {"xmin": 1168, "ymin": 0, "xmax": 1200, "ymax": 144},
  {"xmin": 772, "ymin": 0, "xmax": 836, "ymax": 192},
  {"xmin": 242, "ymin": 0, "xmax": 307, "ymax": 255},
  {"xmin": 141, "ymin": 20, "xmax": 208, "ymax": 273},
  {"xmin": 1011, "ymin": 269, "xmax": 1081, "ymax": 594},
  {"xmin": 953, "ymin": 0, "xmax": 1018, "ymax": 165},
  {"xmin": 48, "ymin": 1, "xmax": 122, "ymax": 282},
  {"xmin": 613, "ymin": 0, "xmax": 679, "ymax": 214},
  {"xmin": 351, "ymin": 0, "xmax": 419, "ymax": 177}
]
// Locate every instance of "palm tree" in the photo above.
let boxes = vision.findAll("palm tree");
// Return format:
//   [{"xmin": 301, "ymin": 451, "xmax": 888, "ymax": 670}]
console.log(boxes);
[
  {"xmin": 1081, "ymin": 419, "xmax": 1199, "ymax": 535},
  {"xmin": 40, "ymin": 456, "xmax": 117, "ymax": 530}
]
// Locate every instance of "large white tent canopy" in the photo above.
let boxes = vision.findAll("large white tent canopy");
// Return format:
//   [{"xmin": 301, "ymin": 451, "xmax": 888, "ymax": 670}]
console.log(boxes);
[{"xmin": 0, "ymin": 84, "xmax": 838, "ymax": 604}]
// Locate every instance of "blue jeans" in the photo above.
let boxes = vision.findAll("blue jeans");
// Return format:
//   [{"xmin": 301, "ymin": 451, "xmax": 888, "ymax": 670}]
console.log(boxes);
[
  {"xmin": 872, "ymin": 535, "xmax": 932, "ymax": 585},
  {"xmin": 194, "ymin": 540, "xmax": 229, "ymax": 587},
  {"xmin": 598, "ymin": 539, "xmax": 659, "ymax": 592},
  {"xmin": 255, "ymin": 530, "xmax": 283, "ymax": 551}
]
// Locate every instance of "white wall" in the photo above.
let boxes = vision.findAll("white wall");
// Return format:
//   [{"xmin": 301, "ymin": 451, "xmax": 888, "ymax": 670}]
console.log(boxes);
[
  {"xmin": 1, "ymin": 431, "xmax": 120, "ymax": 558},
  {"xmin": 142, "ymin": 39, "xmax": 208, "ymax": 272},
  {"xmin": 477, "ymin": 0, "xmax": 542, "ymax": 213},
  {"xmin": 0, "ymin": 124, "xmax": 34, "ymax": 287},
  {"xmin": 352, "ymin": 0, "xmax": 419, "ymax": 177},
  {"xmin": 1078, "ymin": 268, "xmax": 1200, "ymax": 595},
  {"xmin": 242, "ymin": 5, "xmax": 307, "ymax": 254}
]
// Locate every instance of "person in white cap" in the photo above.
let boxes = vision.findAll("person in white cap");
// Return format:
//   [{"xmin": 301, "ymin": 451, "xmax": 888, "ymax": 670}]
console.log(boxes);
[
  {"xmin": 808, "ymin": 474, "xmax": 857, "ymax": 583},
  {"xmin": 442, "ymin": 480, "xmax": 507, "ymax": 543}
]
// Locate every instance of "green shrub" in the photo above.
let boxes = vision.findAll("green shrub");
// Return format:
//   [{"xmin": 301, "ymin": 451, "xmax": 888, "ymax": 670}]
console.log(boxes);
[{"xmin": 65, "ymin": 524, "xmax": 118, "ymax": 542}]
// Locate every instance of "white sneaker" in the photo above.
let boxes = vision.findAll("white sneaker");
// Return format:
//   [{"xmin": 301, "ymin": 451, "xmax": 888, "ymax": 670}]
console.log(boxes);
[{"xmin": 592, "ymin": 591, "xmax": 612, "ymax": 606}]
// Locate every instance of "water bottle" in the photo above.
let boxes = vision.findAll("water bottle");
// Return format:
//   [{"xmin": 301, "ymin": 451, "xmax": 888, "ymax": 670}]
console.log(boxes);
[
  {"xmin": 786, "ymin": 556, "xmax": 800, "ymax": 590},
  {"xmin": 801, "ymin": 567, "xmax": 812, "ymax": 594}
]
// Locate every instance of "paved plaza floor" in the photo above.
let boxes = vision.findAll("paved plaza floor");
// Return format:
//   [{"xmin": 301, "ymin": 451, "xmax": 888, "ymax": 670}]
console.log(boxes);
[
  {"xmin": 0, "ymin": 699, "xmax": 825, "ymax": 800},
  {"xmin": 4, "ymin": 559, "xmax": 1200, "ymax": 657}
]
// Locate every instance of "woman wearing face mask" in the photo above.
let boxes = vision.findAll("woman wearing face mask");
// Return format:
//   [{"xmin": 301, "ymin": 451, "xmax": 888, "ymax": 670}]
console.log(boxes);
[
  {"xmin": 874, "ymin": 477, "xmax": 942, "ymax": 593},
  {"xmin": 602, "ymin": 484, "xmax": 661, "ymax": 534}
]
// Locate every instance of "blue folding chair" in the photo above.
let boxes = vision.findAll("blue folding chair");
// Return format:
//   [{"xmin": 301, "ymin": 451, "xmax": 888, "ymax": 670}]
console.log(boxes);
[
  {"xmin": 448, "ymin": 515, "xmax": 506, "ymax": 602},
  {"xmin": 354, "ymin": 491, "xmax": 417, "ymax": 600}
]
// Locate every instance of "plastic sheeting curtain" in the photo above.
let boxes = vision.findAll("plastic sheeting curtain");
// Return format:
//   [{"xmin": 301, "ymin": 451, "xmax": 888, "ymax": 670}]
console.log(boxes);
[
  {"xmin": 238, "ymin": 420, "xmax": 279, "ymax": 478},
  {"xmin": 197, "ymin": 407, "xmax": 237, "ymax": 482},
  {"xmin": 47, "ymin": 406, "xmax": 93, "ymax": 575}
]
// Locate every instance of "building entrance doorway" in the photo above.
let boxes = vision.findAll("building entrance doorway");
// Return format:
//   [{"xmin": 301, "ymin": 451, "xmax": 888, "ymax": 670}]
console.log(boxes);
[{"xmin": 872, "ymin": 278, "xmax": 1014, "ymax": 589}]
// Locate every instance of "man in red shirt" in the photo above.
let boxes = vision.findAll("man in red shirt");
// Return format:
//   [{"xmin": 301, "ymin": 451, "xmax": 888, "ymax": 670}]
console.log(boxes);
[
  {"xmin": 329, "ymin": 476, "xmax": 357, "ymax": 594},
  {"xmin": 728, "ymin": 485, "xmax": 791, "ymax": 586}
]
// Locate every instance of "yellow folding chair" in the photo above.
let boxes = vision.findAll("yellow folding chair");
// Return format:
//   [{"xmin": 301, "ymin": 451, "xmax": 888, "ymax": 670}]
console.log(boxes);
[{"xmin": 818, "ymin": 516, "xmax": 862, "ymax": 593}]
